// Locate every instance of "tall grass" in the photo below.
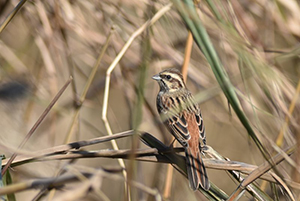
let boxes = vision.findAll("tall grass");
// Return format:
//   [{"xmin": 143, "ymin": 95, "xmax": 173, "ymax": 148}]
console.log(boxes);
[{"xmin": 0, "ymin": 0, "xmax": 299, "ymax": 200}]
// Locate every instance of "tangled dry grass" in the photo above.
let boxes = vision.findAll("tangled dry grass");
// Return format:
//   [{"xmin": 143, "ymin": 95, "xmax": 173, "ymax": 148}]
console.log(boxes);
[{"xmin": 0, "ymin": 0, "xmax": 299, "ymax": 200}]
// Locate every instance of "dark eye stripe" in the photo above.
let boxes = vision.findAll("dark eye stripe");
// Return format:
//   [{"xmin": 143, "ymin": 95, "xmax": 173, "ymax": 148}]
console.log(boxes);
[
  {"xmin": 160, "ymin": 71, "xmax": 186, "ymax": 90},
  {"xmin": 160, "ymin": 79, "xmax": 167, "ymax": 88}
]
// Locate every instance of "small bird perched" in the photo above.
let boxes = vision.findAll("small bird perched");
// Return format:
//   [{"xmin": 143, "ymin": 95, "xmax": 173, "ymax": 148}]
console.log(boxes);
[{"xmin": 152, "ymin": 68, "xmax": 210, "ymax": 191}]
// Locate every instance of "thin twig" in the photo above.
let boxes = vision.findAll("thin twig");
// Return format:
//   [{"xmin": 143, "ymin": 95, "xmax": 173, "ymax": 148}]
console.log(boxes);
[
  {"xmin": 1, "ymin": 130, "xmax": 135, "ymax": 167},
  {"xmin": 3, "ymin": 148, "xmax": 295, "ymax": 186},
  {"xmin": 101, "ymin": 4, "xmax": 172, "ymax": 201},
  {"xmin": 276, "ymin": 79, "xmax": 300, "ymax": 146},
  {"xmin": 0, "ymin": 168, "xmax": 162, "ymax": 200},
  {"xmin": 0, "ymin": 0, "xmax": 28, "ymax": 34},
  {"xmin": 181, "ymin": 31, "xmax": 193, "ymax": 81},
  {"xmin": 1, "ymin": 77, "xmax": 72, "ymax": 176},
  {"xmin": 64, "ymin": 27, "xmax": 115, "ymax": 143},
  {"xmin": 227, "ymin": 145, "xmax": 295, "ymax": 201}
]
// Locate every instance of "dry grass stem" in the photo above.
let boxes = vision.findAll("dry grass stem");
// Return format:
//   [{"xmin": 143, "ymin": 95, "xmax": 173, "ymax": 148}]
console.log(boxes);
[
  {"xmin": 0, "ymin": 0, "xmax": 28, "ymax": 33},
  {"xmin": 0, "ymin": 0, "xmax": 299, "ymax": 200},
  {"xmin": 64, "ymin": 27, "xmax": 114, "ymax": 144},
  {"xmin": 1, "ymin": 77, "xmax": 72, "ymax": 176},
  {"xmin": 101, "ymin": 3, "xmax": 172, "ymax": 200}
]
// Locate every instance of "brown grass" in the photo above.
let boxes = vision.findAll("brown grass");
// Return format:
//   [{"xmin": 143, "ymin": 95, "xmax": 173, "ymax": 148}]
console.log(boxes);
[{"xmin": 0, "ymin": 0, "xmax": 299, "ymax": 200}]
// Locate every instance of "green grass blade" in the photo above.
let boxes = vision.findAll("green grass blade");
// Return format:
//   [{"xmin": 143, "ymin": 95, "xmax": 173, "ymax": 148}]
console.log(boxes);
[{"xmin": 171, "ymin": 0, "xmax": 272, "ymax": 164}]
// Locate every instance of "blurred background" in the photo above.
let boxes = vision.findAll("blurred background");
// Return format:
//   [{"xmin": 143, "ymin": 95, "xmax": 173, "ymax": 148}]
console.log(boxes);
[{"xmin": 0, "ymin": 0, "xmax": 299, "ymax": 200}]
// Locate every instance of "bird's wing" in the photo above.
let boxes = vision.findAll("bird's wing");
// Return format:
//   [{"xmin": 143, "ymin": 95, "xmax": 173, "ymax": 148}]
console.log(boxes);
[
  {"xmin": 158, "ymin": 95, "xmax": 191, "ymax": 146},
  {"xmin": 194, "ymin": 108, "xmax": 206, "ymax": 143},
  {"xmin": 167, "ymin": 111, "xmax": 191, "ymax": 146}
]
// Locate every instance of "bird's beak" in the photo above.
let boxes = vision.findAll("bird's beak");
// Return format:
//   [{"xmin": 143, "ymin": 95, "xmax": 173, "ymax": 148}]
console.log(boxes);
[{"xmin": 152, "ymin": 74, "xmax": 161, "ymax": 81}]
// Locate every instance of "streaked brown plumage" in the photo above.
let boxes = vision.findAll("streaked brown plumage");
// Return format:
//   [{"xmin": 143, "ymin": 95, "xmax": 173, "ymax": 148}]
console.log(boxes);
[{"xmin": 152, "ymin": 68, "xmax": 210, "ymax": 191}]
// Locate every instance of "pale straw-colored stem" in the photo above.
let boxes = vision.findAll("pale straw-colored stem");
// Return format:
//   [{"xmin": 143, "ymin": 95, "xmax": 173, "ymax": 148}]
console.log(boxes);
[{"xmin": 101, "ymin": 4, "xmax": 172, "ymax": 200}]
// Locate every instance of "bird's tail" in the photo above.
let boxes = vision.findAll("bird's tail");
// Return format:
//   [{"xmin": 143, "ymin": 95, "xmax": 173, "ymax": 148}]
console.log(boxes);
[{"xmin": 185, "ymin": 147, "xmax": 210, "ymax": 191}]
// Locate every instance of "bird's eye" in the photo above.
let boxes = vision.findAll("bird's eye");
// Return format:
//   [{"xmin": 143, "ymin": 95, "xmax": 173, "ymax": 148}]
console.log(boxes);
[{"xmin": 166, "ymin": 75, "xmax": 172, "ymax": 80}]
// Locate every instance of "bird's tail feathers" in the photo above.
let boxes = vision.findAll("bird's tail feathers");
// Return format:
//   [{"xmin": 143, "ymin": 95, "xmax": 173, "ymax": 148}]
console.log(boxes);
[{"xmin": 185, "ymin": 147, "xmax": 210, "ymax": 191}]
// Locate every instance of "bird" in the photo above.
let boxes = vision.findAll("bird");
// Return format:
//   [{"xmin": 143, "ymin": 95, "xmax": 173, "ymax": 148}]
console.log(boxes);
[{"xmin": 152, "ymin": 68, "xmax": 210, "ymax": 191}]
